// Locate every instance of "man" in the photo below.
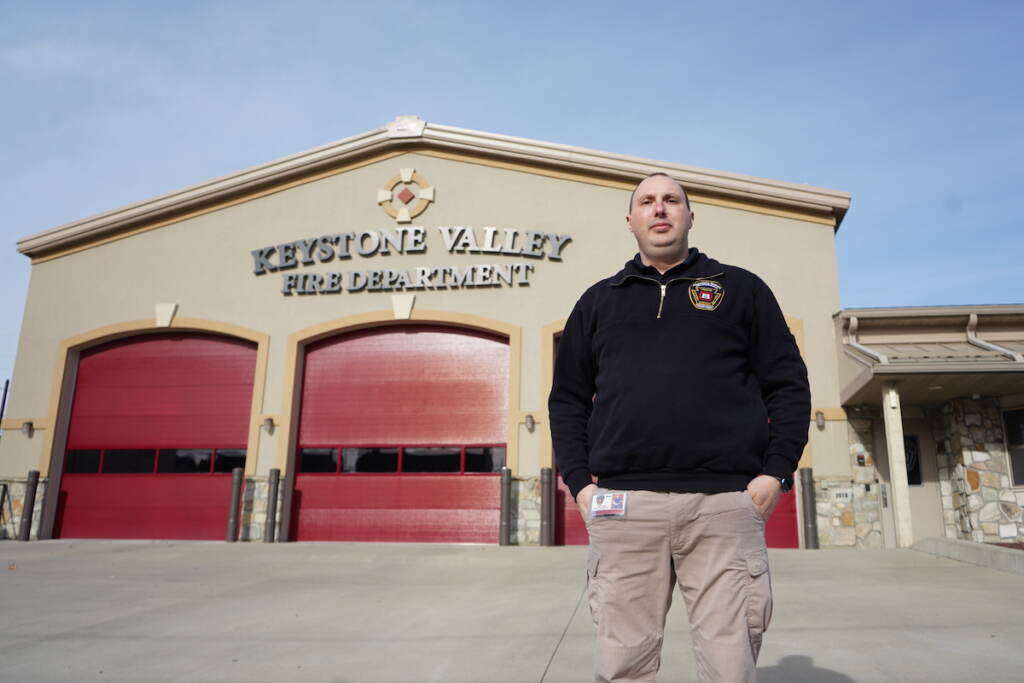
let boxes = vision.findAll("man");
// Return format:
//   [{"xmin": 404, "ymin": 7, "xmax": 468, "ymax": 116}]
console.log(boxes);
[{"xmin": 549, "ymin": 173, "xmax": 810, "ymax": 682}]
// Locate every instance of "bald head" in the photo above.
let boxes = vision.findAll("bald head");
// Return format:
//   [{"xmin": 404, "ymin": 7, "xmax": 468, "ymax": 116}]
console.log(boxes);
[{"xmin": 628, "ymin": 173, "xmax": 690, "ymax": 212}]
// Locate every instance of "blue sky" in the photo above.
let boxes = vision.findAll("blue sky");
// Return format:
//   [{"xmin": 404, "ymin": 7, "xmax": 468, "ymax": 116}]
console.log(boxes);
[{"xmin": 1, "ymin": 0, "xmax": 1022, "ymax": 390}]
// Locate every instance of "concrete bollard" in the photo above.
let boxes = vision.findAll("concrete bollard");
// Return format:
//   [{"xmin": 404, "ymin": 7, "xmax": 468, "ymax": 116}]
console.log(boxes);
[
  {"xmin": 799, "ymin": 467, "xmax": 819, "ymax": 549},
  {"xmin": 263, "ymin": 468, "xmax": 280, "ymax": 543},
  {"xmin": 18, "ymin": 470, "xmax": 39, "ymax": 541},
  {"xmin": 226, "ymin": 467, "xmax": 243, "ymax": 542},
  {"xmin": 499, "ymin": 467, "xmax": 511, "ymax": 546},
  {"xmin": 540, "ymin": 467, "xmax": 554, "ymax": 546}
]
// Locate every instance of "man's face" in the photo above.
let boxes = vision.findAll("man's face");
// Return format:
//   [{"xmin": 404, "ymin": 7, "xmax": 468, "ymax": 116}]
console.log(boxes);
[{"xmin": 626, "ymin": 175, "xmax": 694, "ymax": 267}]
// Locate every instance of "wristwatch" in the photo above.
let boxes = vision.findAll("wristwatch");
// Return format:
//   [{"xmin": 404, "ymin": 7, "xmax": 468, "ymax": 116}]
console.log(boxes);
[{"xmin": 773, "ymin": 475, "xmax": 792, "ymax": 493}]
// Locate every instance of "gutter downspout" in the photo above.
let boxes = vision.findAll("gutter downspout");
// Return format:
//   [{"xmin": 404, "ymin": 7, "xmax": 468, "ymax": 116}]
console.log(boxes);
[
  {"xmin": 966, "ymin": 314, "xmax": 1024, "ymax": 362},
  {"xmin": 846, "ymin": 316, "xmax": 889, "ymax": 364}
]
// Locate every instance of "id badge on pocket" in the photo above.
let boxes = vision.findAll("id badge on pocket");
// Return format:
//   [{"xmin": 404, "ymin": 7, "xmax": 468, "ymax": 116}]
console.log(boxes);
[{"xmin": 590, "ymin": 490, "xmax": 627, "ymax": 519}]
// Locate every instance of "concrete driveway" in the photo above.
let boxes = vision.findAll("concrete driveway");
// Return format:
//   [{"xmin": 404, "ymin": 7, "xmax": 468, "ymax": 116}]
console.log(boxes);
[{"xmin": 1, "ymin": 541, "xmax": 1022, "ymax": 682}]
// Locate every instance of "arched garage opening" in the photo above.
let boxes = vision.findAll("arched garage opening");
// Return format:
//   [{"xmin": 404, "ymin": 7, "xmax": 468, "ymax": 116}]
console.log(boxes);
[
  {"xmin": 290, "ymin": 324, "xmax": 509, "ymax": 542},
  {"xmin": 54, "ymin": 332, "xmax": 258, "ymax": 539}
]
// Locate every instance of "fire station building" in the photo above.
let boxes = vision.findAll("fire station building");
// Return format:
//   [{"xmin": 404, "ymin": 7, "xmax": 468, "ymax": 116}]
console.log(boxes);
[{"xmin": 2, "ymin": 117, "xmax": 1022, "ymax": 549}]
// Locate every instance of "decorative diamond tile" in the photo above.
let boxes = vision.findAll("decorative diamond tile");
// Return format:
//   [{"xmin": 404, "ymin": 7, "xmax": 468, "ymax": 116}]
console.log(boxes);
[{"xmin": 398, "ymin": 187, "xmax": 415, "ymax": 205}]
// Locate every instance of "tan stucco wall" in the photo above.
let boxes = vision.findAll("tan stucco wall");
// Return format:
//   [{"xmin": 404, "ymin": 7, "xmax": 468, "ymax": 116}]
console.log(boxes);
[{"xmin": 0, "ymin": 151, "xmax": 845, "ymax": 481}]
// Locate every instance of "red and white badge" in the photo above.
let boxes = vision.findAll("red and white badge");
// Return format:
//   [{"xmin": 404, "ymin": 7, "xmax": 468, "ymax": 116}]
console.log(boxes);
[
  {"xmin": 688, "ymin": 280, "xmax": 725, "ymax": 311},
  {"xmin": 590, "ymin": 491, "xmax": 628, "ymax": 518}
]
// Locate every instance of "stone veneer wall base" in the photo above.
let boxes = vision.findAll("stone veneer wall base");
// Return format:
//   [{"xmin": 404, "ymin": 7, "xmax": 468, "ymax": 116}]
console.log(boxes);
[
  {"xmin": 816, "ymin": 414, "xmax": 884, "ymax": 549},
  {"xmin": 1, "ymin": 475, "xmax": 539, "ymax": 544},
  {"xmin": 0, "ymin": 477, "xmax": 47, "ymax": 540},
  {"xmin": 512, "ymin": 476, "xmax": 541, "ymax": 546},
  {"xmin": 239, "ymin": 476, "xmax": 285, "ymax": 542}
]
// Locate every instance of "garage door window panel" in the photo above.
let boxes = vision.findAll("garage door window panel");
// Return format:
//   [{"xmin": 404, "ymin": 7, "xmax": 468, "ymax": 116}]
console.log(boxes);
[
  {"xmin": 402, "ymin": 447, "xmax": 461, "ymax": 473},
  {"xmin": 158, "ymin": 449, "xmax": 213, "ymax": 473},
  {"xmin": 102, "ymin": 449, "xmax": 157, "ymax": 473},
  {"xmin": 66, "ymin": 450, "xmax": 101, "ymax": 473},
  {"xmin": 299, "ymin": 448, "xmax": 340, "ymax": 473},
  {"xmin": 300, "ymin": 445, "xmax": 503, "ymax": 474},
  {"xmin": 465, "ymin": 446, "xmax": 505, "ymax": 473},
  {"xmin": 343, "ymin": 447, "xmax": 399, "ymax": 473},
  {"xmin": 214, "ymin": 449, "xmax": 247, "ymax": 473},
  {"xmin": 67, "ymin": 447, "xmax": 245, "ymax": 475}
]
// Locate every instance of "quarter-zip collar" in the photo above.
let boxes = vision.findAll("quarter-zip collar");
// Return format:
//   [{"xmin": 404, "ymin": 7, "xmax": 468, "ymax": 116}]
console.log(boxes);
[
  {"xmin": 609, "ymin": 249, "xmax": 727, "ymax": 319},
  {"xmin": 610, "ymin": 248, "xmax": 724, "ymax": 286}
]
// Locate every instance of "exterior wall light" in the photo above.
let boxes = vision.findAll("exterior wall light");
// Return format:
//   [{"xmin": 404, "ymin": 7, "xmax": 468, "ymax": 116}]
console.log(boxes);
[
  {"xmin": 814, "ymin": 411, "xmax": 826, "ymax": 431},
  {"xmin": 21, "ymin": 421, "xmax": 34, "ymax": 438},
  {"xmin": 261, "ymin": 417, "xmax": 275, "ymax": 434},
  {"xmin": 524, "ymin": 414, "xmax": 536, "ymax": 432}
]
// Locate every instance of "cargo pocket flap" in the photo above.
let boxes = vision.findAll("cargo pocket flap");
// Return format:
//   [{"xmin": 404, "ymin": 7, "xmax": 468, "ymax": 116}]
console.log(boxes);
[{"xmin": 745, "ymin": 552, "xmax": 769, "ymax": 577}]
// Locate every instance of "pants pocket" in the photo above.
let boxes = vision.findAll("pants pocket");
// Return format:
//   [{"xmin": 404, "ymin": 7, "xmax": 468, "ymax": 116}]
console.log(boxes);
[
  {"xmin": 743, "ymin": 548, "xmax": 773, "ymax": 660},
  {"xmin": 743, "ymin": 490, "xmax": 765, "ymax": 522}
]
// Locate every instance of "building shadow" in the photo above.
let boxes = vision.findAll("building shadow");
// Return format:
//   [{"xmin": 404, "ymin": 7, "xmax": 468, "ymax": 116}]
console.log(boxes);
[{"xmin": 759, "ymin": 654, "xmax": 855, "ymax": 683}]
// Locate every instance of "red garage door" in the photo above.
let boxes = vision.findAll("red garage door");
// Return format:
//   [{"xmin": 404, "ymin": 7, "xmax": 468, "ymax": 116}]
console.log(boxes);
[
  {"xmin": 54, "ymin": 333, "xmax": 257, "ymax": 539},
  {"xmin": 291, "ymin": 325, "xmax": 508, "ymax": 542}
]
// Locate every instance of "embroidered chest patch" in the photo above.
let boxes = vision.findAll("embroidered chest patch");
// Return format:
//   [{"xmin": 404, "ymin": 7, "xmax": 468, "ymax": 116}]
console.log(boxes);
[{"xmin": 688, "ymin": 280, "xmax": 725, "ymax": 311}]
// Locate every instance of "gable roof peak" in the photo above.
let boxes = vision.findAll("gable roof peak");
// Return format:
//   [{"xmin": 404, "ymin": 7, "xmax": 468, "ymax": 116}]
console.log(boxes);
[{"xmin": 386, "ymin": 115, "xmax": 426, "ymax": 138}]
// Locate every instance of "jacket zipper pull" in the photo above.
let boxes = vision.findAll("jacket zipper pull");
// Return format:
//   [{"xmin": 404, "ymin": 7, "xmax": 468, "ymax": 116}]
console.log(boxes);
[{"xmin": 657, "ymin": 284, "xmax": 667, "ymax": 319}]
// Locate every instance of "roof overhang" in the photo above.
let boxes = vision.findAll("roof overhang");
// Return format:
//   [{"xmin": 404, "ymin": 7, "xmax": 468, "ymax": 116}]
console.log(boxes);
[
  {"xmin": 841, "ymin": 361, "xmax": 1024, "ymax": 405},
  {"xmin": 17, "ymin": 116, "xmax": 851, "ymax": 261},
  {"xmin": 837, "ymin": 306, "xmax": 1024, "ymax": 406}
]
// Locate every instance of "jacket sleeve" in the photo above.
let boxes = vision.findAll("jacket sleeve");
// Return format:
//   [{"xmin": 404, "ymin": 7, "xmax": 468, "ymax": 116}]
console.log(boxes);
[
  {"xmin": 548, "ymin": 296, "xmax": 597, "ymax": 500},
  {"xmin": 749, "ymin": 278, "xmax": 811, "ymax": 480}
]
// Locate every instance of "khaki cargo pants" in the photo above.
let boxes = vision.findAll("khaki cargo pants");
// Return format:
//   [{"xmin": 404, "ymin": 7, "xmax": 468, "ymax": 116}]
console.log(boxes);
[{"xmin": 585, "ymin": 490, "xmax": 772, "ymax": 683}]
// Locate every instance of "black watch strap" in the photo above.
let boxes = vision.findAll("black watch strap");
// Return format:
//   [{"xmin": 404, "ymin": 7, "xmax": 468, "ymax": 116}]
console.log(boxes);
[{"xmin": 773, "ymin": 475, "xmax": 792, "ymax": 493}]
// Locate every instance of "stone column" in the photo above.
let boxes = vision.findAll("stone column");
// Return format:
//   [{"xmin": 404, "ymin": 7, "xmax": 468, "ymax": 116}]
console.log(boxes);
[
  {"xmin": 882, "ymin": 383, "xmax": 914, "ymax": 547},
  {"xmin": 943, "ymin": 398, "xmax": 1023, "ymax": 543}
]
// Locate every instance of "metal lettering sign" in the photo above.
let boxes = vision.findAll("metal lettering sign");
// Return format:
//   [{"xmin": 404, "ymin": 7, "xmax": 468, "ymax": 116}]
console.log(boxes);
[
  {"xmin": 251, "ymin": 226, "xmax": 573, "ymax": 296},
  {"xmin": 250, "ymin": 169, "xmax": 574, "ymax": 296}
]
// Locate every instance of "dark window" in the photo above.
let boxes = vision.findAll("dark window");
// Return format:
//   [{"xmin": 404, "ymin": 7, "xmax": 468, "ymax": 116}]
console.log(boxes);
[
  {"xmin": 214, "ymin": 449, "xmax": 246, "ymax": 473},
  {"xmin": 297, "ymin": 444, "xmax": 506, "ymax": 474},
  {"xmin": 158, "ymin": 449, "xmax": 212, "ymax": 473},
  {"xmin": 465, "ymin": 446, "xmax": 506, "ymax": 473},
  {"xmin": 102, "ymin": 449, "xmax": 156, "ymax": 473},
  {"xmin": 1004, "ymin": 409, "xmax": 1024, "ymax": 486},
  {"xmin": 403, "ymin": 447, "xmax": 461, "ymax": 473},
  {"xmin": 300, "ymin": 448, "xmax": 339, "ymax": 473},
  {"xmin": 66, "ymin": 450, "xmax": 101, "ymax": 473},
  {"xmin": 343, "ymin": 447, "xmax": 398, "ymax": 473},
  {"xmin": 903, "ymin": 435, "xmax": 922, "ymax": 486}
]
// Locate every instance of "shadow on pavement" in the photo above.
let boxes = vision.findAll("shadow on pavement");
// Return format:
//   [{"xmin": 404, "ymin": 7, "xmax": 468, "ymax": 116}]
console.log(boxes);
[{"xmin": 758, "ymin": 654, "xmax": 855, "ymax": 683}]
